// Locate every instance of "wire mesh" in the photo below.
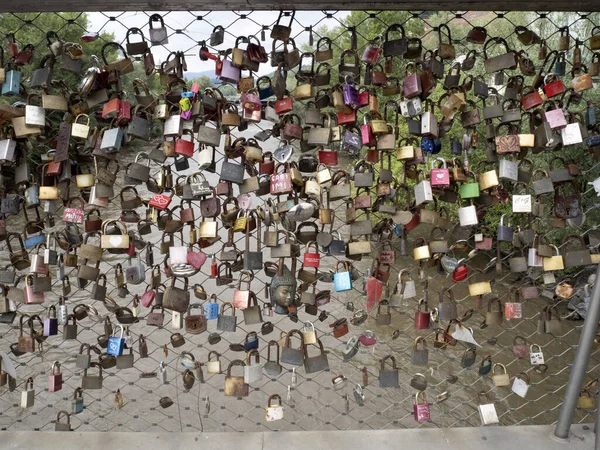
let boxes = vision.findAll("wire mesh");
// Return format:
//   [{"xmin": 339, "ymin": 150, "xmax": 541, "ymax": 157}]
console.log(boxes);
[{"xmin": 0, "ymin": 9, "xmax": 599, "ymax": 433}]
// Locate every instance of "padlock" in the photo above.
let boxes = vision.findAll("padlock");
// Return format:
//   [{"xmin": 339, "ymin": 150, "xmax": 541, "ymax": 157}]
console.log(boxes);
[
  {"xmin": 461, "ymin": 348, "xmax": 477, "ymax": 368},
  {"xmin": 530, "ymin": 344, "xmax": 545, "ymax": 365},
  {"xmin": 378, "ymin": 355, "xmax": 399, "ymax": 388},
  {"xmin": 478, "ymin": 393, "xmax": 499, "ymax": 425},
  {"xmin": 107, "ymin": 324, "xmax": 125, "ymax": 356},
  {"xmin": 71, "ymin": 388, "xmax": 84, "ymax": 414},
  {"xmin": 492, "ymin": 363, "xmax": 510, "ymax": 387},
  {"xmin": 48, "ymin": 361, "xmax": 63, "ymax": 392},
  {"xmin": 411, "ymin": 337, "xmax": 429, "ymax": 365},
  {"xmin": 21, "ymin": 377, "xmax": 35, "ymax": 408},
  {"xmin": 511, "ymin": 373, "xmax": 530, "ymax": 398}
]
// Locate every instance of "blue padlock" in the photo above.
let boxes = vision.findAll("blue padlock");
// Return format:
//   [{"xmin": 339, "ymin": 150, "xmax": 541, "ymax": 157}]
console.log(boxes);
[
  {"xmin": 258, "ymin": 76, "xmax": 274, "ymax": 100},
  {"xmin": 244, "ymin": 331, "xmax": 259, "ymax": 351},
  {"xmin": 71, "ymin": 387, "xmax": 84, "ymax": 414},
  {"xmin": 24, "ymin": 231, "xmax": 46, "ymax": 249},
  {"xmin": 421, "ymin": 137, "xmax": 434, "ymax": 153},
  {"xmin": 107, "ymin": 324, "xmax": 125, "ymax": 356},
  {"xmin": 43, "ymin": 305, "xmax": 59, "ymax": 336},
  {"xmin": 2, "ymin": 67, "xmax": 20, "ymax": 96},
  {"xmin": 333, "ymin": 261, "xmax": 352, "ymax": 292},
  {"xmin": 206, "ymin": 294, "xmax": 219, "ymax": 320}
]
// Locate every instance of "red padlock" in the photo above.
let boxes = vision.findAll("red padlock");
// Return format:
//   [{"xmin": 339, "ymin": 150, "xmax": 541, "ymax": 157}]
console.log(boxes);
[
  {"xmin": 337, "ymin": 110, "xmax": 357, "ymax": 126},
  {"xmin": 175, "ymin": 130, "xmax": 195, "ymax": 157},
  {"xmin": 543, "ymin": 74, "xmax": 565, "ymax": 99},
  {"xmin": 361, "ymin": 37, "xmax": 382, "ymax": 64},
  {"xmin": 318, "ymin": 148, "xmax": 338, "ymax": 166},
  {"xmin": 504, "ymin": 287, "xmax": 523, "ymax": 319},
  {"xmin": 414, "ymin": 299, "xmax": 430, "ymax": 330},
  {"xmin": 365, "ymin": 148, "xmax": 379, "ymax": 163},
  {"xmin": 215, "ymin": 56, "xmax": 223, "ymax": 77},
  {"xmin": 149, "ymin": 191, "xmax": 173, "ymax": 211},
  {"xmin": 7, "ymin": 34, "xmax": 18, "ymax": 58},
  {"xmin": 117, "ymin": 100, "xmax": 132, "ymax": 126},
  {"xmin": 520, "ymin": 86, "xmax": 543, "ymax": 110},
  {"xmin": 404, "ymin": 212, "xmax": 421, "ymax": 232},
  {"xmin": 358, "ymin": 88, "xmax": 370, "ymax": 107},
  {"xmin": 453, "ymin": 262, "xmax": 468, "ymax": 282},
  {"xmin": 303, "ymin": 242, "xmax": 320, "ymax": 268},
  {"xmin": 259, "ymin": 152, "xmax": 275, "ymax": 175},
  {"xmin": 274, "ymin": 96, "xmax": 293, "ymax": 115},
  {"xmin": 102, "ymin": 97, "xmax": 121, "ymax": 119}
]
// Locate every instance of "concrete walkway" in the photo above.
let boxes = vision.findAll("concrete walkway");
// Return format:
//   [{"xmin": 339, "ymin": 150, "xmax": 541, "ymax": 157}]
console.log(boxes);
[{"xmin": 1, "ymin": 424, "xmax": 595, "ymax": 449}]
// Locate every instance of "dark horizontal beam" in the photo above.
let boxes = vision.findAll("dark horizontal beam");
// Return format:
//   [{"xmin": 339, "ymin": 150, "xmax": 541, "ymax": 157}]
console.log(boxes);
[{"xmin": 1, "ymin": 0, "xmax": 600, "ymax": 11}]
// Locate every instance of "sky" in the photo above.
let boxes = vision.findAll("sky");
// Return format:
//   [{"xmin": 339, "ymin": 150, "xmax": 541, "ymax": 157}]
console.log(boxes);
[{"xmin": 87, "ymin": 11, "xmax": 350, "ymax": 75}]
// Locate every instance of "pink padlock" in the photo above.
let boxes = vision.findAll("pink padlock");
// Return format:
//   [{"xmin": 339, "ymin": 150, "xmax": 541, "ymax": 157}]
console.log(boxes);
[
  {"xmin": 413, "ymin": 392, "xmax": 430, "ymax": 422},
  {"xmin": 430, "ymin": 157, "xmax": 450, "ymax": 187},
  {"xmin": 241, "ymin": 90, "xmax": 261, "ymax": 111},
  {"xmin": 219, "ymin": 58, "xmax": 240, "ymax": 83},
  {"xmin": 403, "ymin": 62, "xmax": 422, "ymax": 99},
  {"xmin": 361, "ymin": 114, "xmax": 376, "ymax": 146},
  {"xmin": 545, "ymin": 105, "xmax": 567, "ymax": 129}
]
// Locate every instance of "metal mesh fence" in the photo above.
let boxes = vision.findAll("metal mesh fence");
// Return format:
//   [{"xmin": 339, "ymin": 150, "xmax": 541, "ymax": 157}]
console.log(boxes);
[{"xmin": 0, "ymin": 9, "xmax": 599, "ymax": 433}]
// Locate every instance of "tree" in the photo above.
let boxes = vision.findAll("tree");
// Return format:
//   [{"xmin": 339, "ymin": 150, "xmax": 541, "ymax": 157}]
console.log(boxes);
[
  {"xmin": 188, "ymin": 75, "xmax": 213, "ymax": 91},
  {"xmin": 0, "ymin": 12, "xmax": 115, "ymax": 101}
]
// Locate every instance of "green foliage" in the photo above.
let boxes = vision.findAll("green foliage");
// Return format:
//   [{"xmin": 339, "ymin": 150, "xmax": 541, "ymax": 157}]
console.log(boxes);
[
  {"xmin": 301, "ymin": 11, "xmax": 600, "ymax": 252},
  {"xmin": 0, "ymin": 13, "xmax": 115, "ymax": 102},
  {"xmin": 188, "ymin": 75, "xmax": 213, "ymax": 91}
]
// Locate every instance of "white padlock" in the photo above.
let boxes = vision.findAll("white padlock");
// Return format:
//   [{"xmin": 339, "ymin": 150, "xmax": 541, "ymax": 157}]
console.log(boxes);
[{"xmin": 511, "ymin": 373, "xmax": 530, "ymax": 398}]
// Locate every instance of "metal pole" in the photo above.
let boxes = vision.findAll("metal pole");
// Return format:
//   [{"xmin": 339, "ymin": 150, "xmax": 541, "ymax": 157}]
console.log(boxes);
[
  {"xmin": 596, "ymin": 390, "xmax": 600, "ymax": 450},
  {"xmin": 555, "ymin": 264, "xmax": 600, "ymax": 439}
]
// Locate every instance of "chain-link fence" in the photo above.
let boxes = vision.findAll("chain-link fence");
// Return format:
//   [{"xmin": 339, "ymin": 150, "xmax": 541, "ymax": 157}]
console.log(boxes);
[{"xmin": 0, "ymin": 9, "xmax": 599, "ymax": 433}]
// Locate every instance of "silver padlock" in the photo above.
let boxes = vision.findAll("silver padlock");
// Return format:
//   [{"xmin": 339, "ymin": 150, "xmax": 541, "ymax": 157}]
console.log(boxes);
[
  {"xmin": 160, "ymin": 361, "xmax": 168, "ymax": 384},
  {"xmin": 164, "ymin": 115, "xmax": 182, "ymax": 137},
  {"xmin": 100, "ymin": 127, "xmax": 124, "ymax": 153},
  {"xmin": 414, "ymin": 173, "xmax": 433, "ymax": 206},
  {"xmin": 499, "ymin": 157, "xmax": 518, "ymax": 182},
  {"xmin": 421, "ymin": 110, "xmax": 438, "ymax": 138},
  {"xmin": 458, "ymin": 203, "xmax": 478, "ymax": 226},
  {"xmin": 25, "ymin": 94, "xmax": 46, "ymax": 128},
  {"xmin": 44, "ymin": 234, "xmax": 58, "ymax": 265},
  {"xmin": 57, "ymin": 297, "xmax": 68, "ymax": 325},
  {"xmin": 124, "ymin": 326, "xmax": 133, "ymax": 348},
  {"xmin": 42, "ymin": 200, "xmax": 58, "ymax": 215},
  {"xmin": 527, "ymin": 248, "xmax": 543, "ymax": 267},
  {"xmin": 172, "ymin": 310, "xmax": 183, "ymax": 330},
  {"xmin": 21, "ymin": 378, "xmax": 35, "ymax": 408},
  {"xmin": 0, "ymin": 138, "xmax": 16, "ymax": 162}
]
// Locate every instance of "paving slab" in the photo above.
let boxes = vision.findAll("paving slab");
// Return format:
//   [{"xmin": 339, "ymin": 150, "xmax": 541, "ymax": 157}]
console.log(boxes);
[{"xmin": 0, "ymin": 425, "xmax": 595, "ymax": 450}]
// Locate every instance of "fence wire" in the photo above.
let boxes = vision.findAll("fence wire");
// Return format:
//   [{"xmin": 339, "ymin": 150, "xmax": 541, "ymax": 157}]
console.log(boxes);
[{"xmin": 0, "ymin": 9, "xmax": 599, "ymax": 433}]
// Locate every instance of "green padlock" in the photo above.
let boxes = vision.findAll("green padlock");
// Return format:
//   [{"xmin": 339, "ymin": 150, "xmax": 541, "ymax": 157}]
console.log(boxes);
[{"xmin": 459, "ymin": 174, "xmax": 480, "ymax": 199}]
